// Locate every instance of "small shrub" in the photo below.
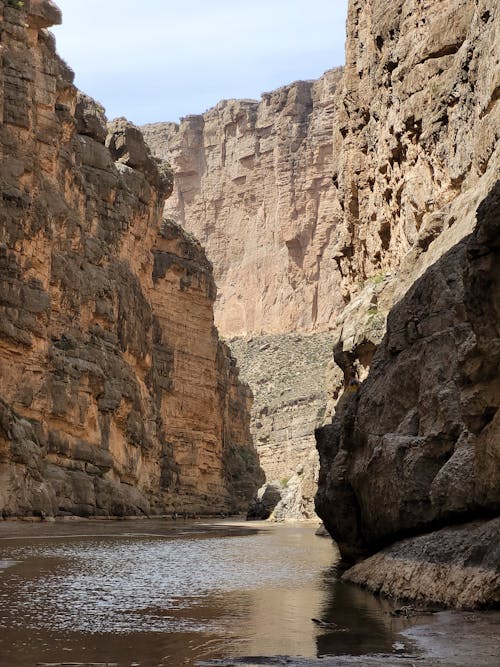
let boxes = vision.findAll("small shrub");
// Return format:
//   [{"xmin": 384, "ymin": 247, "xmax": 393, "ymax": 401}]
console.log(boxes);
[{"xmin": 6, "ymin": 0, "xmax": 24, "ymax": 8}]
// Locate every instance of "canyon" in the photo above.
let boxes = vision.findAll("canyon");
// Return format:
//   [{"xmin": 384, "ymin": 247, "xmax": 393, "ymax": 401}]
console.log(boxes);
[
  {"xmin": 143, "ymin": 69, "xmax": 345, "ymax": 519},
  {"xmin": 0, "ymin": 0, "xmax": 498, "ymax": 616},
  {"xmin": 0, "ymin": 0, "xmax": 262, "ymax": 518},
  {"xmin": 314, "ymin": 0, "xmax": 499, "ymax": 608}
]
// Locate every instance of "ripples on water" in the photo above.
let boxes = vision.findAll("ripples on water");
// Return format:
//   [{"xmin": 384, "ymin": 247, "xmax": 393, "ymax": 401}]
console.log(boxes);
[{"xmin": 0, "ymin": 521, "xmax": 410, "ymax": 666}]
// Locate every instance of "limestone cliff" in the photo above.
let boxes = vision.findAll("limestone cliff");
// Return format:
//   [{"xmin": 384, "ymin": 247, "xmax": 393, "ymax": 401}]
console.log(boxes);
[
  {"xmin": 315, "ymin": 0, "xmax": 499, "ymax": 608},
  {"xmin": 143, "ymin": 68, "xmax": 343, "ymax": 337},
  {"xmin": 143, "ymin": 0, "xmax": 499, "ymax": 532},
  {"xmin": 0, "ymin": 0, "xmax": 262, "ymax": 518},
  {"xmin": 229, "ymin": 333, "xmax": 335, "ymax": 520},
  {"xmin": 143, "ymin": 69, "xmax": 346, "ymax": 520},
  {"xmin": 316, "ymin": 183, "xmax": 499, "ymax": 606}
]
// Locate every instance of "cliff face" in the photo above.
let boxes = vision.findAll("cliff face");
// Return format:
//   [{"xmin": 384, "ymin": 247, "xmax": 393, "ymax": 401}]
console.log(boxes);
[
  {"xmin": 315, "ymin": 0, "xmax": 499, "ymax": 607},
  {"xmin": 316, "ymin": 184, "xmax": 499, "ymax": 606},
  {"xmin": 143, "ymin": 68, "xmax": 343, "ymax": 337},
  {"xmin": 317, "ymin": 184, "xmax": 499, "ymax": 553},
  {"xmin": 143, "ymin": 0, "xmax": 499, "ymax": 531},
  {"xmin": 331, "ymin": 0, "xmax": 499, "ymax": 296},
  {"xmin": 229, "ymin": 333, "xmax": 336, "ymax": 520},
  {"xmin": 143, "ymin": 68, "xmax": 346, "ymax": 520},
  {"xmin": 0, "ymin": 0, "xmax": 261, "ymax": 518}
]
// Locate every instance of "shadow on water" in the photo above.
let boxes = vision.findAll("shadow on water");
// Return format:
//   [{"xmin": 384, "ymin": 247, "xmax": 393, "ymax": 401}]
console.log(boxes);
[{"xmin": 314, "ymin": 566, "xmax": 412, "ymax": 657}]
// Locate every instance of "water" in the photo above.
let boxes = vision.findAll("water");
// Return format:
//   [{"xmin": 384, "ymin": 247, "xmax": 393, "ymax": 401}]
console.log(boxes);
[{"xmin": 0, "ymin": 520, "xmax": 417, "ymax": 666}]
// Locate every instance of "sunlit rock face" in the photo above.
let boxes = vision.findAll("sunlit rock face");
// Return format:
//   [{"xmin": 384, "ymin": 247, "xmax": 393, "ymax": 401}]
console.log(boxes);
[
  {"xmin": 0, "ymin": 0, "xmax": 262, "ymax": 518},
  {"xmin": 143, "ymin": 69, "xmax": 345, "ymax": 520},
  {"xmin": 144, "ymin": 0, "xmax": 499, "ymax": 527},
  {"xmin": 143, "ymin": 68, "xmax": 344, "ymax": 337}
]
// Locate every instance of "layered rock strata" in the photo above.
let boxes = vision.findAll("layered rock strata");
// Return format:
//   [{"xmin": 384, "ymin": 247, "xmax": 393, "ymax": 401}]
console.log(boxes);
[
  {"xmin": 230, "ymin": 333, "xmax": 337, "ymax": 520},
  {"xmin": 144, "ymin": 0, "xmax": 499, "ymax": 533},
  {"xmin": 143, "ymin": 68, "xmax": 343, "ymax": 337},
  {"xmin": 143, "ymin": 69, "xmax": 346, "ymax": 520},
  {"xmin": 314, "ymin": 0, "xmax": 499, "ymax": 608},
  {"xmin": 0, "ymin": 0, "xmax": 261, "ymax": 518}
]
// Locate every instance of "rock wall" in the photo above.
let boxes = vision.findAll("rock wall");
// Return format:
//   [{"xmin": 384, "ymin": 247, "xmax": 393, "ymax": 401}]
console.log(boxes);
[
  {"xmin": 0, "ymin": 0, "xmax": 262, "ymax": 518},
  {"xmin": 317, "ymin": 183, "xmax": 499, "ymax": 553},
  {"xmin": 143, "ymin": 69, "xmax": 345, "ymax": 520},
  {"xmin": 315, "ymin": 0, "xmax": 499, "ymax": 608},
  {"xmin": 143, "ymin": 0, "xmax": 499, "ymax": 531},
  {"xmin": 143, "ymin": 68, "xmax": 343, "ymax": 337},
  {"xmin": 331, "ymin": 0, "xmax": 499, "ymax": 298},
  {"xmin": 229, "ymin": 333, "xmax": 337, "ymax": 520}
]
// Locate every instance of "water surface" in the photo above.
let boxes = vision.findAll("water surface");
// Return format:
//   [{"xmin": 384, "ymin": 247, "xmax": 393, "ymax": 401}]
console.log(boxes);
[{"xmin": 0, "ymin": 519, "xmax": 415, "ymax": 666}]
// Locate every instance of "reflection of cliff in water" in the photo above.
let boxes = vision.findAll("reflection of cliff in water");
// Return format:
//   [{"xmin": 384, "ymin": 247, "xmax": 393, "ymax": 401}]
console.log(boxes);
[{"xmin": 314, "ymin": 567, "xmax": 411, "ymax": 657}]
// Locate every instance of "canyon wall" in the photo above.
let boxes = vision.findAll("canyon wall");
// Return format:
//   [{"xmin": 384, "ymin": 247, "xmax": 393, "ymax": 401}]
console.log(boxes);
[
  {"xmin": 315, "ymin": 0, "xmax": 499, "ymax": 608},
  {"xmin": 143, "ymin": 70, "xmax": 346, "ymax": 519},
  {"xmin": 144, "ymin": 0, "xmax": 499, "ymax": 534},
  {"xmin": 0, "ymin": 0, "xmax": 262, "ymax": 518},
  {"xmin": 143, "ymin": 68, "xmax": 343, "ymax": 337}
]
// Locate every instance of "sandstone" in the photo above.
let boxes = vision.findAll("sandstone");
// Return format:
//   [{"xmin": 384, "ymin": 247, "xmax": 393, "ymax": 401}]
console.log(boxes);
[
  {"xmin": 0, "ymin": 0, "xmax": 262, "ymax": 518},
  {"xmin": 142, "ymin": 0, "xmax": 499, "ymax": 529}
]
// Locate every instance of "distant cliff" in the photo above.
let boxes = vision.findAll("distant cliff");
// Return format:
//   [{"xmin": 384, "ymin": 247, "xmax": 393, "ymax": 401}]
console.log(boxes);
[
  {"xmin": 143, "ymin": 69, "xmax": 345, "ymax": 520},
  {"xmin": 0, "ymin": 0, "xmax": 262, "ymax": 518},
  {"xmin": 143, "ymin": 68, "xmax": 343, "ymax": 337}
]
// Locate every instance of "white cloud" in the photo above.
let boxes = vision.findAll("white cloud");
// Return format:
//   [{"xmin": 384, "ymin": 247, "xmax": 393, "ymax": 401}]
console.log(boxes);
[{"xmin": 52, "ymin": 0, "xmax": 348, "ymax": 124}]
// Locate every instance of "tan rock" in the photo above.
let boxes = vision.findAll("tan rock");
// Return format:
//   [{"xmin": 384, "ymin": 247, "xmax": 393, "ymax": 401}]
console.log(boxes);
[
  {"xmin": 0, "ymin": 0, "xmax": 262, "ymax": 518},
  {"xmin": 143, "ymin": 68, "xmax": 344, "ymax": 337}
]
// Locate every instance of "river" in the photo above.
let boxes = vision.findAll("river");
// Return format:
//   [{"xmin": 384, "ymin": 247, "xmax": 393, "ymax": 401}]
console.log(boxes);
[{"xmin": 0, "ymin": 519, "xmax": 498, "ymax": 666}]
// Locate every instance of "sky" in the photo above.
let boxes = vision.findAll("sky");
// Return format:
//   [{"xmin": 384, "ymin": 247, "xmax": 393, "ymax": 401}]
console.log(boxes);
[{"xmin": 51, "ymin": 0, "xmax": 348, "ymax": 126}]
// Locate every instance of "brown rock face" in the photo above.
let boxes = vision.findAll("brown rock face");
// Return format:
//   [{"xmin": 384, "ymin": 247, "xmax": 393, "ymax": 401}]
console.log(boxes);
[
  {"xmin": 331, "ymin": 0, "xmax": 499, "ymax": 298},
  {"xmin": 143, "ymin": 69, "xmax": 345, "ymax": 520},
  {"xmin": 0, "ymin": 0, "xmax": 261, "ymax": 518},
  {"xmin": 229, "ymin": 333, "xmax": 336, "ymax": 520},
  {"xmin": 143, "ymin": 68, "xmax": 344, "ymax": 337}
]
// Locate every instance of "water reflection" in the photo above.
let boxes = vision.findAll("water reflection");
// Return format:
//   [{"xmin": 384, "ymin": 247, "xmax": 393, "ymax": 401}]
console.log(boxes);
[{"xmin": 0, "ymin": 520, "xmax": 410, "ymax": 666}]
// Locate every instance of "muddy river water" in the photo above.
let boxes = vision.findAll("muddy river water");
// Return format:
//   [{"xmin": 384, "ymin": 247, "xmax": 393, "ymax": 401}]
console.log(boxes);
[{"xmin": 0, "ymin": 519, "xmax": 498, "ymax": 667}]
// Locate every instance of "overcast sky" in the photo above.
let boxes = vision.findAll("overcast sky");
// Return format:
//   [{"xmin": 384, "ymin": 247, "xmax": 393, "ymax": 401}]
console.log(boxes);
[{"xmin": 51, "ymin": 0, "xmax": 348, "ymax": 126}]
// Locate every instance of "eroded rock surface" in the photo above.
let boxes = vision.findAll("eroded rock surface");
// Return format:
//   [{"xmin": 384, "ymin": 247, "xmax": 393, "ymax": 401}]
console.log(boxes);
[
  {"xmin": 143, "ymin": 68, "xmax": 343, "ymax": 337},
  {"xmin": 316, "ymin": 182, "xmax": 499, "ymax": 605},
  {"xmin": 0, "ymin": 0, "xmax": 262, "ymax": 518},
  {"xmin": 230, "ymin": 333, "xmax": 336, "ymax": 520},
  {"xmin": 313, "ymin": 0, "xmax": 499, "ymax": 607},
  {"xmin": 344, "ymin": 518, "xmax": 500, "ymax": 609},
  {"xmin": 144, "ymin": 70, "xmax": 346, "ymax": 520}
]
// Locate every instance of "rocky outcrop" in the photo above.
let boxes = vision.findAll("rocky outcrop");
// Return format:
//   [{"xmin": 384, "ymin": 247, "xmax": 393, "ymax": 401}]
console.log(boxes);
[
  {"xmin": 344, "ymin": 518, "xmax": 500, "ymax": 609},
  {"xmin": 143, "ymin": 68, "xmax": 343, "ymax": 337},
  {"xmin": 316, "ymin": 181, "xmax": 499, "ymax": 605},
  {"xmin": 0, "ymin": 0, "xmax": 262, "ymax": 518}
]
